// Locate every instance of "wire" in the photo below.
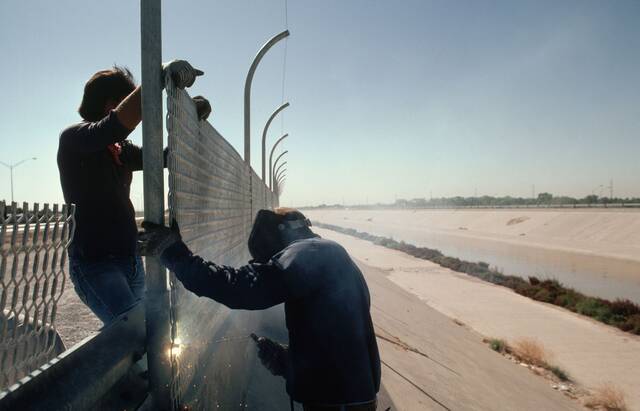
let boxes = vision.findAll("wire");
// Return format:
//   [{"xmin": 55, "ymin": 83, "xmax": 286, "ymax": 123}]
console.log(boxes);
[
  {"xmin": 280, "ymin": 0, "xmax": 289, "ymax": 136},
  {"xmin": 280, "ymin": 39, "xmax": 288, "ymax": 136},
  {"xmin": 284, "ymin": 0, "xmax": 288, "ymax": 28}
]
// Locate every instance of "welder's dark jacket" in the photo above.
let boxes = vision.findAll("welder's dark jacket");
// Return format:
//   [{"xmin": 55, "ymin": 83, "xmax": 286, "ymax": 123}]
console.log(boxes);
[{"xmin": 161, "ymin": 237, "xmax": 381, "ymax": 404}]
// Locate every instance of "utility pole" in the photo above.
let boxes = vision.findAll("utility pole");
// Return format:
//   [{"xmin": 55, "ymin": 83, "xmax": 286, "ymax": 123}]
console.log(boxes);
[
  {"xmin": 609, "ymin": 179, "xmax": 614, "ymax": 199},
  {"xmin": 0, "ymin": 157, "xmax": 37, "ymax": 203}
]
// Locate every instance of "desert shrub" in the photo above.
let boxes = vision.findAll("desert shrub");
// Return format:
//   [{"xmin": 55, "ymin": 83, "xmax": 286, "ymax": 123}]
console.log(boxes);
[
  {"xmin": 511, "ymin": 338, "xmax": 548, "ymax": 367},
  {"xmin": 537, "ymin": 279, "xmax": 563, "ymax": 301},
  {"xmin": 619, "ymin": 314, "xmax": 640, "ymax": 335},
  {"xmin": 554, "ymin": 290, "xmax": 581, "ymax": 310},
  {"xmin": 576, "ymin": 298, "xmax": 613, "ymax": 322},
  {"xmin": 515, "ymin": 283, "xmax": 538, "ymax": 299},
  {"xmin": 609, "ymin": 299, "xmax": 640, "ymax": 317},
  {"xmin": 533, "ymin": 288, "xmax": 554, "ymax": 303},
  {"xmin": 585, "ymin": 384, "xmax": 628, "ymax": 411},
  {"xmin": 528, "ymin": 276, "xmax": 540, "ymax": 286}
]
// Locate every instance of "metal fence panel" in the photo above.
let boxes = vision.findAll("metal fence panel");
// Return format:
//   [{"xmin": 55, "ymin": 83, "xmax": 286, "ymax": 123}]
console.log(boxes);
[
  {"xmin": 166, "ymin": 81, "xmax": 288, "ymax": 409},
  {"xmin": 0, "ymin": 201, "xmax": 74, "ymax": 390}
]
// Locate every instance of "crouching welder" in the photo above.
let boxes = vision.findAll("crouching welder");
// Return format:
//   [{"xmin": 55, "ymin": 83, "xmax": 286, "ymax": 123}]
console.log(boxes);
[{"xmin": 139, "ymin": 208, "xmax": 381, "ymax": 410}]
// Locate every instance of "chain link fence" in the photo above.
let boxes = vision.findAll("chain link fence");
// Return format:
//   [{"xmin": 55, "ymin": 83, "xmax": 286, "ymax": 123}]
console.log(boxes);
[
  {"xmin": 165, "ymin": 81, "xmax": 287, "ymax": 409},
  {"xmin": 0, "ymin": 201, "xmax": 74, "ymax": 390}
]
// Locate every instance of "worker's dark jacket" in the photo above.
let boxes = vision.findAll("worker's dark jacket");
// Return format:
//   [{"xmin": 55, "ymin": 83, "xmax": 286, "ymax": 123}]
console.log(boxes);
[
  {"xmin": 161, "ymin": 237, "xmax": 381, "ymax": 404},
  {"xmin": 57, "ymin": 111, "xmax": 140, "ymax": 259}
]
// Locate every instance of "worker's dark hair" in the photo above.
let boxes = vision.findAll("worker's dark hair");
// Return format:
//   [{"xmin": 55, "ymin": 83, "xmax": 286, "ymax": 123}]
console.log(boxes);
[
  {"xmin": 78, "ymin": 66, "xmax": 136, "ymax": 121},
  {"xmin": 248, "ymin": 209, "xmax": 316, "ymax": 263}
]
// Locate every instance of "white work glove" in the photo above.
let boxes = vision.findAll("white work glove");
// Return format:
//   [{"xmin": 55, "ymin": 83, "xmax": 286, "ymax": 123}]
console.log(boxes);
[{"xmin": 162, "ymin": 60, "xmax": 204, "ymax": 89}]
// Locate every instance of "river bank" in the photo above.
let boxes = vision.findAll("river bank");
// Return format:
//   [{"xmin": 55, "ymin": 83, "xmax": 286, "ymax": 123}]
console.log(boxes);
[
  {"xmin": 314, "ymin": 227, "xmax": 640, "ymax": 410},
  {"xmin": 305, "ymin": 208, "xmax": 640, "ymax": 303}
]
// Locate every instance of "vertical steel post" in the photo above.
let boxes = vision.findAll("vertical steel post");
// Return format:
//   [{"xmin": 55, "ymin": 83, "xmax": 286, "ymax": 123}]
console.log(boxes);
[
  {"xmin": 268, "ymin": 136, "xmax": 288, "ymax": 189},
  {"xmin": 141, "ymin": 0, "xmax": 172, "ymax": 408},
  {"xmin": 261, "ymin": 102, "xmax": 289, "ymax": 181},
  {"xmin": 9, "ymin": 167, "xmax": 13, "ymax": 204},
  {"xmin": 243, "ymin": 30, "xmax": 290, "ymax": 165},
  {"xmin": 271, "ymin": 150, "xmax": 288, "ymax": 189}
]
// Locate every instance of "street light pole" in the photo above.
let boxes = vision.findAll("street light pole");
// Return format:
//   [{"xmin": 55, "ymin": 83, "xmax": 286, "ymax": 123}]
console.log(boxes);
[
  {"xmin": 274, "ymin": 161, "xmax": 287, "ymax": 181},
  {"xmin": 0, "ymin": 157, "xmax": 37, "ymax": 203},
  {"xmin": 268, "ymin": 134, "xmax": 289, "ymax": 189},
  {"xmin": 271, "ymin": 150, "xmax": 288, "ymax": 189},
  {"xmin": 244, "ymin": 30, "xmax": 290, "ymax": 165},
  {"xmin": 275, "ymin": 169, "xmax": 287, "ymax": 189},
  {"xmin": 275, "ymin": 172, "xmax": 287, "ymax": 195},
  {"xmin": 261, "ymin": 102, "xmax": 289, "ymax": 181}
]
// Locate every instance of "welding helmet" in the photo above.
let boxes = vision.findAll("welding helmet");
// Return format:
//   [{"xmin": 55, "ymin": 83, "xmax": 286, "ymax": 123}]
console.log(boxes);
[{"xmin": 248, "ymin": 209, "xmax": 313, "ymax": 263}]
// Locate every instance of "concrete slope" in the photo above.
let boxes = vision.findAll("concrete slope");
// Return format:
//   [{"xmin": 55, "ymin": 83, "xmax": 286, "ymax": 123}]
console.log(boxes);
[
  {"xmin": 341, "ymin": 239, "xmax": 581, "ymax": 410},
  {"xmin": 317, "ymin": 227, "xmax": 640, "ymax": 411}
]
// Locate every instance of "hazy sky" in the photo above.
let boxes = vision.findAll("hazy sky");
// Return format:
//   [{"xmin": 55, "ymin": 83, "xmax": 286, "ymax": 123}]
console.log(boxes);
[{"xmin": 1, "ymin": 0, "xmax": 639, "ymax": 207}]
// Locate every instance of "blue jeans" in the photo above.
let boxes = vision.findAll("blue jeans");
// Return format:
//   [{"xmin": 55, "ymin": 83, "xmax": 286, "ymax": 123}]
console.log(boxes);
[{"xmin": 69, "ymin": 254, "xmax": 145, "ymax": 326}]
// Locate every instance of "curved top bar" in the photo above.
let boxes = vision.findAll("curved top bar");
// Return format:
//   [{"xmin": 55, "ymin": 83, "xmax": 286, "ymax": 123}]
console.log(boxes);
[
  {"xmin": 276, "ymin": 178, "xmax": 287, "ymax": 195},
  {"xmin": 269, "ymin": 136, "xmax": 289, "ymax": 189},
  {"xmin": 275, "ymin": 172, "xmax": 287, "ymax": 193},
  {"xmin": 272, "ymin": 150, "xmax": 288, "ymax": 189},
  {"xmin": 244, "ymin": 30, "xmax": 290, "ymax": 165},
  {"xmin": 274, "ymin": 161, "xmax": 287, "ymax": 179},
  {"xmin": 262, "ymin": 102, "xmax": 289, "ymax": 181},
  {"xmin": 275, "ymin": 169, "xmax": 287, "ymax": 184}
]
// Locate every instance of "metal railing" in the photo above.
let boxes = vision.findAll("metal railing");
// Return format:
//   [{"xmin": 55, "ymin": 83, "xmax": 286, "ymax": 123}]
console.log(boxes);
[{"xmin": 0, "ymin": 201, "xmax": 74, "ymax": 390}]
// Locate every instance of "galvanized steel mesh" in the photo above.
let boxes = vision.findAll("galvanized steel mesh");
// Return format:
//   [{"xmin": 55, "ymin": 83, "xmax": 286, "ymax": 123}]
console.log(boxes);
[
  {"xmin": 0, "ymin": 201, "xmax": 74, "ymax": 390},
  {"xmin": 165, "ymin": 81, "xmax": 286, "ymax": 409}
]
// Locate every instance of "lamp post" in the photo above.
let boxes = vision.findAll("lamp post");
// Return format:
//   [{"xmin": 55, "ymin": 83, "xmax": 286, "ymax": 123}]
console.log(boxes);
[
  {"xmin": 271, "ymin": 151, "xmax": 288, "ymax": 189},
  {"xmin": 244, "ymin": 30, "xmax": 290, "ymax": 165},
  {"xmin": 261, "ymin": 102, "xmax": 289, "ymax": 181},
  {"xmin": 268, "ymin": 134, "xmax": 289, "ymax": 189},
  {"xmin": 0, "ymin": 157, "xmax": 37, "ymax": 203}
]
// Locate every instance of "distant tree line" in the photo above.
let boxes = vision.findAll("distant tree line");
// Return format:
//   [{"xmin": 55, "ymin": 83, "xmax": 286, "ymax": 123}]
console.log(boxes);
[
  {"xmin": 304, "ymin": 193, "xmax": 640, "ymax": 209},
  {"xmin": 391, "ymin": 193, "xmax": 640, "ymax": 208},
  {"xmin": 393, "ymin": 193, "xmax": 640, "ymax": 208}
]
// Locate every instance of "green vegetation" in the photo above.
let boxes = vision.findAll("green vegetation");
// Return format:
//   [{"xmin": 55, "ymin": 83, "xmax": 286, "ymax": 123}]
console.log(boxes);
[
  {"xmin": 315, "ymin": 222, "xmax": 640, "ymax": 336},
  {"xmin": 488, "ymin": 338, "xmax": 507, "ymax": 353},
  {"xmin": 548, "ymin": 365, "xmax": 570, "ymax": 382}
]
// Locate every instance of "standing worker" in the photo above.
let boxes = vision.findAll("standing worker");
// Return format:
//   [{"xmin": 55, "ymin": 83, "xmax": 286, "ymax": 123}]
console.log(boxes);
[
  {"xmin": 139, "ymin": 208, "xmax": 381, "ymax": 410},
  {"xmin": 57, "ymin": 60, "xmax": 211, "ymax": 325}
]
